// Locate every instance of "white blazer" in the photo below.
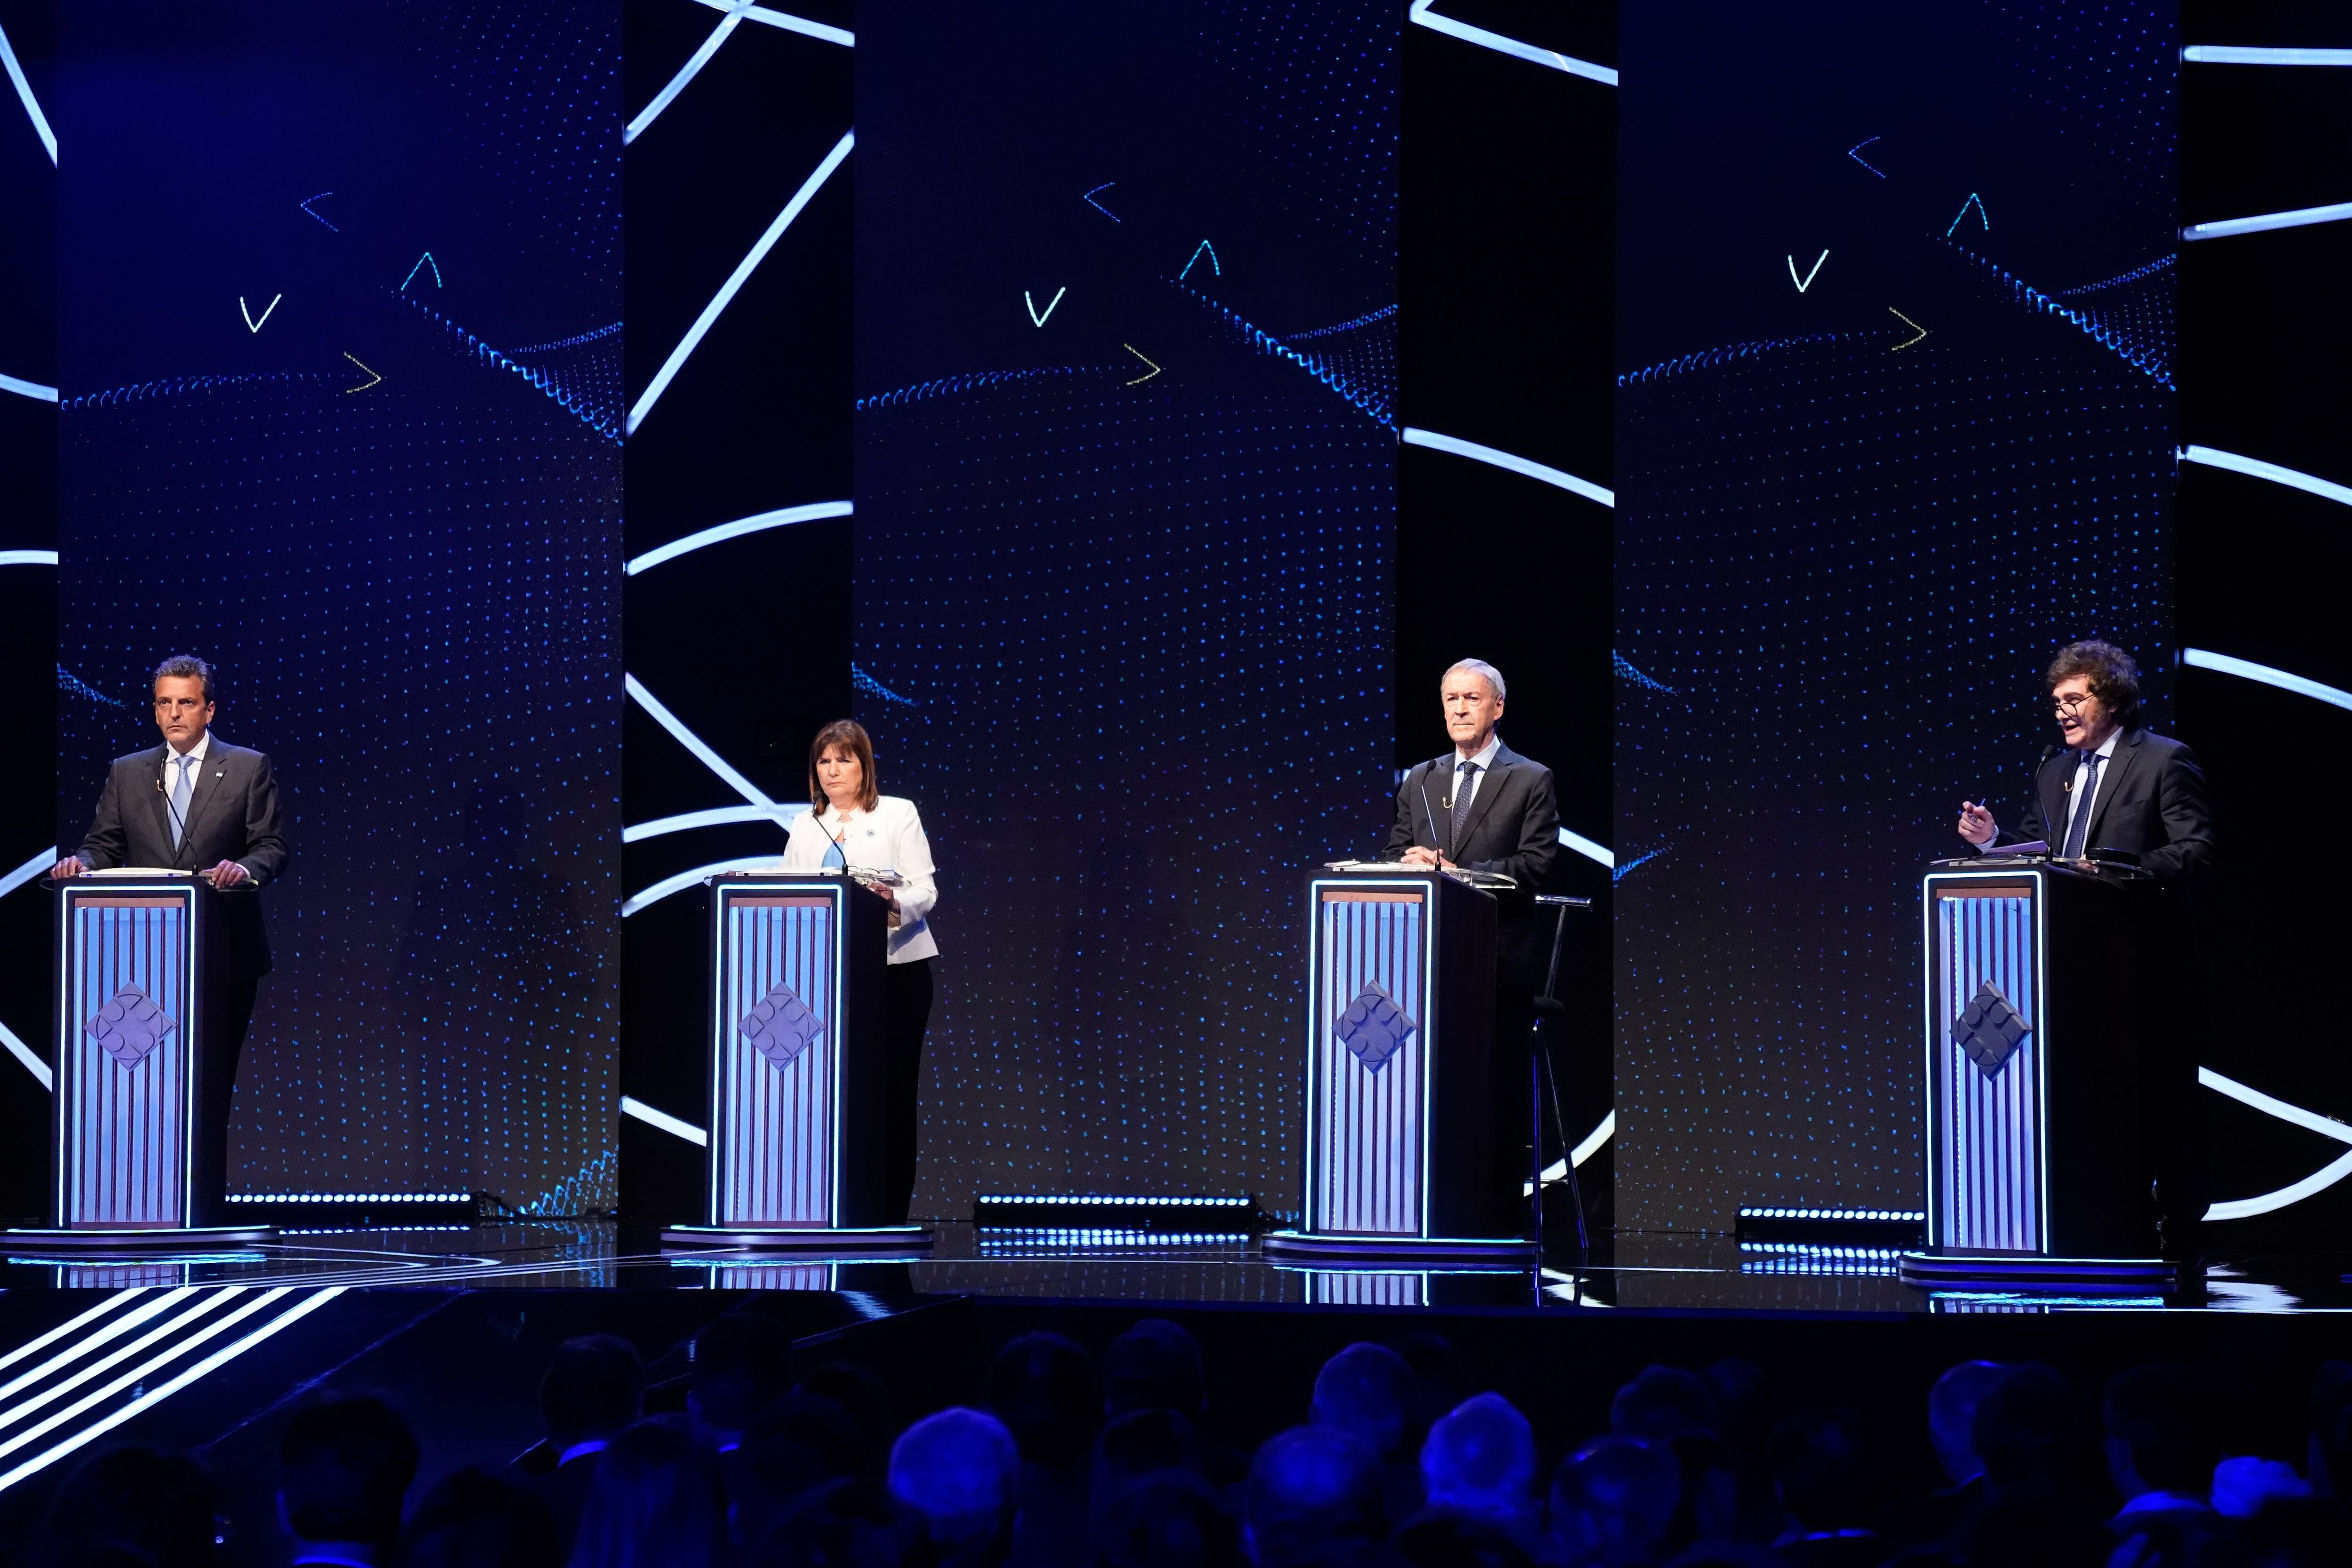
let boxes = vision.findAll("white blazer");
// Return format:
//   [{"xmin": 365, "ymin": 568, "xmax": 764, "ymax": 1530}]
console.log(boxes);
[{"xmin": 781, "ymin": 795, "xmax": 940, "ymax": 964}]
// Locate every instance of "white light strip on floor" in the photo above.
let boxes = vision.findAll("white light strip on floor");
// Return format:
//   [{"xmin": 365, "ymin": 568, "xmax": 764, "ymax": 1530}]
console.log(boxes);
[
  {"xmin": 622, "ymin": 804, "xmax": 807, "ymax": 843},
  {"xmin": 0, "ymin": 1289, "xmax": 192, "ymax": 1404},
  {"xmin": 620, "ymin": 1096, "xmax": 708, "ymax": 1147},
  {"xmin": 1406, "ymin": 0, "xmax": 1615, "ymax": 85},
  {"xmin": 628, "ymin": 130, "xmax": 853, "ymax": 436},
  {"xmin": 625, "ymin": 501, "xmax": 853, "ymax": 574},
  {"xmin": 2181, "ymin": 445, "xmax": 2352, "ymax": 508},
  {"xmin": 0, "ymin": 1289, "xmax": 343, "ymax": 1493},
  {"xmin": 1401, "ymin": 427, "xmax": 1614, "ymax": 507},
  {"xmin": 2181, "ymin": 649, "xmax": 2352, "ymax": 712},
  {"xmin": 0, "ymin": 1293, "xmax": 145, "ymax": 1375},
  {"xmin": 620, "ymin": 855, "xmax": 779, "ymax": 919},
  {"xmin": 0, "ymin": 1290, "xmax": 240, "ymax": 1437},
  {"xmin": 2183, "ymin": 200, "xmax": 2352, "ymax": 241},
  {"xmin": 2183, "ymin": 46, "xmax": 2352, "ymax": 65},
  {"xmin": 2207, "ymin": 1149, "xmax": 2352, "ymax": 1222},
  {"xmin": 0, "ymin": 1291, "xmax": 277, "ymax": 1465}
]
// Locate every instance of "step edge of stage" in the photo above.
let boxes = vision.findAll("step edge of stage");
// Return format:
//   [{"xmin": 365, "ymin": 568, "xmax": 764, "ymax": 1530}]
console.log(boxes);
[
  {"xmin": 659, "ymin": 1224, "xmax": 936, "ymax": 1255},
  {"xmin": 4, "ymin": 1224, "xmax": 278, "ymax": 1253},
  {"xmin": 1261, "ymin": 1228, "xmax": 1539, "ymax": 1262},
  {"xmin": 1897, "ymin": 1249, "xmax": 2179, "ymax": 1291}
]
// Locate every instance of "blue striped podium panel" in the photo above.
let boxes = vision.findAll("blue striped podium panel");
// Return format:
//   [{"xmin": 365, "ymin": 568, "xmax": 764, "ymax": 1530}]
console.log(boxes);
[
  {"xmin": 1921, "ymin": 864, "xmax": 2151, "ymax": 1260},
  {"xmin": 50, "ymin": 879, "xmax": 207, "ymax": 1231},
  {"xmin": 1276, "ymin": 869, "xmax": 1502, "ymax": 1254}
]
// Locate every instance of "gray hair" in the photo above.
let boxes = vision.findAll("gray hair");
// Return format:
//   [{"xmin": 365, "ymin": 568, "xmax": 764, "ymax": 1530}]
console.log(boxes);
[
  {"xmin": 153, "ymin": 654, "xmax": 215, "ymax": 705},
  {"xmin": 1442, "ymin": 659, "xmax": 1506, "ymax": 702}
]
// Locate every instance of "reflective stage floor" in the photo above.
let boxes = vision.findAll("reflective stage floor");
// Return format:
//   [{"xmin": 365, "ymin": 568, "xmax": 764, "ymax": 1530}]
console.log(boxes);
[{"xmin": 3, "ymin": 1223, "xmax": 2345, "ymax": 1313}]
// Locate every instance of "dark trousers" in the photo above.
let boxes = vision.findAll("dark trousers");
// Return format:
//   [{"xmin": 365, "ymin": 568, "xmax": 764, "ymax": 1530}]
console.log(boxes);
[
  {"xmin": 1490, "ymin": 985, "xmax": 1534, "ymax": 1232},
  {"xmin": 194, "ymin": 974, "xmax": 259, "ymax": 1227},
  {"xmin": 883, "ymin": 958, "xmax": 935, "ymax": 1224}
]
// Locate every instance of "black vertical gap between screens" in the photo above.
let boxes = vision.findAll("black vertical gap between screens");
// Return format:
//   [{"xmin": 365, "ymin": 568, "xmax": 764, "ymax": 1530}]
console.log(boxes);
[
  {"xmin": 1398, "ymin": 19, "xmax": 1616, "ymax": 1225},
  {"xmin": 2174, "ymin": 0, "xmax": 2352, "ymax": 1245},
  {"xmin": 618, "ymin": 0, "xmax": 855, "ymax": 1224},
  {"xmin": 0, "ymin": 0, "xmax": 55, "ymax": 1221}
]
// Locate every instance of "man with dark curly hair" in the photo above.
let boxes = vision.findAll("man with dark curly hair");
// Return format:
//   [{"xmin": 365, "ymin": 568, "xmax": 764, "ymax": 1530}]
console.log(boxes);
[{"xmin": 1955, "ymin": 640, "xmax": 2214, "ymax": 877}]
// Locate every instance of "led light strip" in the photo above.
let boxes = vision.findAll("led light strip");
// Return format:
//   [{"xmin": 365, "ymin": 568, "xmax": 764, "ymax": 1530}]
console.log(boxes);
[
  {"xmin": 1406, "ymin": 0, "xmax": 1615, "ymax": 85},
  {"xmin": 2181, "ymin": 445, "xmax": 2352, "ymax": 509},
  {"xmin": 1401, "ymin": 427, "xmax": 1614, "ymax": 507},
  {"xmin": 627, "ymin": 2, "xmax": 757, "ymax": 145},
  {"xmin": 0, "ymin": 551, "xmax": 58, "ymax": 567},
  {"xmin": 0, "ymin": 1293, "xmax": 147, "ymax": 1375},
  {"xmin": 620, "ymin": 857, "xmax": 779, "ymax": 919},
  {"xmin": 2183, "ymin": 200, "xmax": 2352, "ymax": 241},
  {"xmin": 687, "ymin": 0, "xmax": 852, "ymax": 46},
  {"xmin": 2181, "ymin": 649, "xmax": 2352, "ymax": 712},
  {"xmin": 0, "ymin": 1290, "xmax": 242, "ymax": 1437},
  {"xmin": 623, "ymin": 675, "xmax": 774, "ymax": 807},
  {"xmin": 0, "ymin": 372, "xmax": 58, "ymax": 403},
  {"xmin": 620, "ymin": 1096, "xmax": 709, "ymax": 1146},
  {"xmin": 0, "ymin": 1290, "xmax": 344, "ymax": 1493},
  {"xmin": 0, "ymin": 1289, "xmax": 193, "ymax": 1405},
  {"xmin": 0, "ymin": 18, "xmax": 55, "ymax": 164},
  {"xmin": 2183, "ymin": 46, "xmax": 2352, "ymax": 66},
  {"xmin": 623, "ymin": 805, "xmax": 808, "ymax": 844},
  {"xmin": 624, "ymin": 501, "xmax": 853, "ymax": 574}
]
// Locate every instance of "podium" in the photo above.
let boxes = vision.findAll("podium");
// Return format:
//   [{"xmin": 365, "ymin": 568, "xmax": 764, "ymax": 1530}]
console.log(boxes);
[
  {"xmin": 1900, "ymin": 862, "xmax": 2169, "ymax": 1290},
  {"xmin": 1263, "ymin": 867, "xmax": 1529, "ymax": 1261},
  {"xmin": 14, "ymin": 874, "xmax": 270, "ymax": 1251},
  {"xmin": 659, "ymin": 872, "xmax": 930, "ymax": 1254}
]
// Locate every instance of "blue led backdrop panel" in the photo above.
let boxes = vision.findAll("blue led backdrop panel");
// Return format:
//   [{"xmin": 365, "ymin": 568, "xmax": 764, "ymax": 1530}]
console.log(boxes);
[
  {"xmin": 54, "ymin": 1, "xmax": 622, "ymax": 1209},
  {"xmin": 857, "ymin": 1, "xmax": 1398, "ymax": 1216},
  {"xmin": 1614, "ymin": 1, "xmax": 2179, "ymax": 1227}
]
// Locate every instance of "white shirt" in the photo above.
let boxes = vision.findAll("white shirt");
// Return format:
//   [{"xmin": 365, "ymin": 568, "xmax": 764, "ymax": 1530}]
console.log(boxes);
[
  {"xmin": 780, "ymin": 795, "xmax": 940, "ymax": 964},
  {"xmin": 2058, "ymin": 728, "xmax": 2121, "ymax": 852},
  {"xmin": 1449, "ymin": 734, "xmax": 1502, "ymax": 814}
]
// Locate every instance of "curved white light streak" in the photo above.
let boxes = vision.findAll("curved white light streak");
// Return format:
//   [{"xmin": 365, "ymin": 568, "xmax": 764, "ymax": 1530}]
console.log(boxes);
[
  {"xmin": 620, "ymin": 1095, "xmax": 708, "ymax": 1146},
  {"xmin": 623, "ymin": 804, "xmax": 808, "ymax": 843},
  {"xmin": 1402, "ymin": 427, "xmax": 1614, "ymax": 507},
  {"xmin": 1407, "ymin": 0, "xmax": 1615, "ymax": 85},
  {"xmin": 0, "ymin": 551, "xmax": 56, "ymax": 568},
  {"xmin": 626, "ymin": 3, "xmax": 755, "ymax": 145},
  {"xmin": 624, "ymin": 500, "xmax": 852, "ymax": 574},
  {"xmin": 628, "ymin": 130, "xmax": 853, "ymax": 437},
  {"xmin": 0, "ymin": 847, "xmax": 52, "ymax": 898},
  {"xmin": 1522, "ymin": 1111, "xmax": 1617, "ymax": 1196},
  {"xmin": 0, "ymin": 20, "xmax": 55, "ymax": 166},
  {"xmin": 0, "ymin": 374, "xmax": 57, "ymax": 403},
  {"xmin": 0, "ymin": 1022, "xmax": 48, "ymax": 1092},
  {"xmin": 0, "ymin": 1288, "xmax": 343, "ymax": 1494},
  {"xmin": 1557, "ymin": 827, "xmax": 1614, "ymax": 868},
  {"xmin": 2184, "ymin": 46, "xmax": 2352, "ymax": 66},
  {"xmin": 620, "ymin": 855, "xmax": 778, "ymax": 918},
  {"xmin": 2181, "ymin": 445, "xmax": 2352, "ymax": 509},
  {"xmin": 687, "ymin": 0, "xmax": 852, "ymax": 46},
  {"xmin": 2181, "ymin": 649, "xmax": 2352, "ymax": 712},
  {"xmin": 2200, "ymin": 1068, "xmax": 2352, "ymax": 1221},
  {"xmin": 624, "ymin": 675, "xmax": 773, "ymax": 806},
  {"xmin": 0, "ymin": 1292, "xmax": 144, "ymax": 1375},
  {"xmin": 2183, "ymin": 200, "xmax": 2352, "ymax": 241}
]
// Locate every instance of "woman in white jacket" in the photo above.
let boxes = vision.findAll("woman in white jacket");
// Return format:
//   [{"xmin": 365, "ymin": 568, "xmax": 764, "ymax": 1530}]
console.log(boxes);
[{"xmin": 780, "ymin": 719, "xmax": 939, "ymax": 1223}]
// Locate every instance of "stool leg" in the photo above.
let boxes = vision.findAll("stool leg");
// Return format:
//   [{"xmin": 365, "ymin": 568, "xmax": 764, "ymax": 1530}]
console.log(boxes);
[{"xmin": 1538, "ymin": 1018, "xmax": 1590, "ymax": 1258}]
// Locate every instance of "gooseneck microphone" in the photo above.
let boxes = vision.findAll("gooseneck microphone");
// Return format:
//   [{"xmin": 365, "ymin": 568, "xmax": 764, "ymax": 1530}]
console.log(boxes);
[
  {"xmin": 154, "ymin": 772, "xmax": 188, "ymax": 848},
  {"xmin": 1416, "ymin": 762, "xmax": 1454, "ymax": 864}
]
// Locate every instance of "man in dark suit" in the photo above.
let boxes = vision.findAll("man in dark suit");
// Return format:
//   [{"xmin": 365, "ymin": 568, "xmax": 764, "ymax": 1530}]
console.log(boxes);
[
  {"xmin": 1956, "ymin": 639, "xmax": 2215, "ymax": 1259},
  {"xmin": 1385, "ymin": 658, "xmax": 1561, "ymax": 1231},
  {"xmin": 51, "ymin": 654, "xmax": 289, "ymax": 1222}
]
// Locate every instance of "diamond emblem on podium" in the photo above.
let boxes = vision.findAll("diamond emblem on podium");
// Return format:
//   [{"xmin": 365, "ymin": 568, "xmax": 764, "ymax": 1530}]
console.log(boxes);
[
  {"xmin": 740, "ymin": 982, "xmax": 824, "ymax": 1071},
  {"xmin": 1335, "ymin": 981, "xmax": 1417, "ymax": 1073},
  {"xmin": 1952, "ymin": 981, "xmax": 2031, "ymax": 1079},
  {"xmin": 87, "ymin": 983, "xmax": 175, "ymax": 1070}
]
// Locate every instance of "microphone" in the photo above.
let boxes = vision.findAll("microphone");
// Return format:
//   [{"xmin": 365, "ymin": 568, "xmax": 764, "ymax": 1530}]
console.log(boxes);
[
  {"xmin": 1416, "ymin": 763, "xmax": 1455, "ymax": 864},
  {"xmin": 154, "ymin": 773, "xmax": 188, "ymax": 849}
]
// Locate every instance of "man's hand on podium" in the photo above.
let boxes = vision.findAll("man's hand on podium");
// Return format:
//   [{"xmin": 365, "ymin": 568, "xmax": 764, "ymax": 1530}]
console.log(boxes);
[
  {"xmin": 205, "ymin": 860, "xmax": 250, "ymax": 889},
  {"xmin": 1398, "ymin": 846, "xmax": 1456, "ymax": 870},
  {"xmin": 48, "ymin": 855, "xmax": 86, "ymax": 879},
  {"xmin": 1957, "ymin": 800, "xmax": 1997, "ymax": 847}
]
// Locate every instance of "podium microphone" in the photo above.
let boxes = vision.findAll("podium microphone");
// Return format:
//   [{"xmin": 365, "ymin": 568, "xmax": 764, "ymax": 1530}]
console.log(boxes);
[
  {"xmin": 1417, "ymin": 768, "xmax": 1454, "ymax": 863},
  {"xmin": 154, "ymin": 774, "xmax": 187, "ymax": 847}
]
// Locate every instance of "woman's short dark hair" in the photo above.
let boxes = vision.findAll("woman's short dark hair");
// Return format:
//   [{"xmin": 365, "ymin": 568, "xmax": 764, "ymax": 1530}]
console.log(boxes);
[
  {"xmin": 807, "ymin": 721, "xmax": 880, "ymax": 815},
  {"xmin": 153, "ymin": 655, "xmax": 215, "ymax": 705},
  {"xmin": 2046, "ymin": 640, "xmax": 2140, "ymax": 728}
]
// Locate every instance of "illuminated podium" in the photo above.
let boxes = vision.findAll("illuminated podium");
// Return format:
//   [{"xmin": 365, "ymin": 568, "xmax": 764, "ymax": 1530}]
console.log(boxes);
[
  {"xmin": 13, "ymin": 874, "xmax": 270, "ymax": 1250},
  {"xmin": 1264, "ymin": 867, "xmax": 1530, "ymax": 1262},
  {"xmin": 660, "ymin": 872, "xmax": 930, "ymax": 1254},
  {"xmin": 1899, "ymin": 861, "xmax": 2169, "ymax": 1290}
]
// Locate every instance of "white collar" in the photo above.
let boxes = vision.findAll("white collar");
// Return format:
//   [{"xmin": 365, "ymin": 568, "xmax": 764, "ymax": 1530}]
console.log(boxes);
[
  {"xmin": 1454, "ymin": 735, "xmax": 1502, "ymax": 771},
  {"xmin": 2074, "ymin": 728, "xmax": 2121, "ymax": 765},
  {"xmin": 166, "ymin": 730, "xmax": 212, "ymax": 768}
]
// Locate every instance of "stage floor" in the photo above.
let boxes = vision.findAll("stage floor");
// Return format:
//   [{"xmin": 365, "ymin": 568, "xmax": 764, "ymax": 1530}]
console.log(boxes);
[{"xmin": 2, "ymin": 1223, "xmax": 2344, "ymax": 1313}]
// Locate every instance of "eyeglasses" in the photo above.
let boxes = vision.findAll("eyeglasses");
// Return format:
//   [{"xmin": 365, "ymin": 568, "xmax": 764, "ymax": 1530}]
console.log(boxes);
[{"xmin": 2050, "ymin": 692, "xmax": 2097, "ymax": 713}]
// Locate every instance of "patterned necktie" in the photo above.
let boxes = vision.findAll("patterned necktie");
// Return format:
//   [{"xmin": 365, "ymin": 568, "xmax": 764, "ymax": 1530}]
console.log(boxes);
[
  {"xmin": 1450, "ymin": 760, "xmax": 1479, "ymax": 851},
  {"xmin": 169, "ymin": 753, "xmax": 196, "ymax": 849},
  {"xmin": 2061, "ymin": 751, "xmax": 2106, "ymax": 859}
]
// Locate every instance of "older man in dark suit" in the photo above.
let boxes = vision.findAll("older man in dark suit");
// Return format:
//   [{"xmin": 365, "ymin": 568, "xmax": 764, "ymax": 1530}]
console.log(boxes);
[
  {"xmin": 52, "ymin": 654, "xmax": 289, "ymax": 1221},
  {"xmin": 1956, "ymin": 639, "xmax": 2216, "ymax": 1260},
  {"xmin": 1385, "ymin": 658, "xmax": 1561, "ymax": 1231}
]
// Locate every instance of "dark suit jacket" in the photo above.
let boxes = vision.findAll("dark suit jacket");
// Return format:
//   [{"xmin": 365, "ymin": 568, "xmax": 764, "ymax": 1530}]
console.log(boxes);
[
  {"xmin": 76, "ymin": 736, "xmax": 289, "ymax": 977},
  {"xmin": 1383, "ymin": 742, "xmax": 1562, "ymax": 984},
  {"xmin": 2002, "ymin": 727, "xmax": 2214, "ymax": 882}
]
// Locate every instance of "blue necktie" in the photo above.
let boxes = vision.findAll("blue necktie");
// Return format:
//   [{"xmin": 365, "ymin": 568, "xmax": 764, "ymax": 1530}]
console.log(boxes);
[
  {"xmin": 1449, "ymin": 761, "xmax": 1479, "ymax": 851},
  {"xmin": 2061, "ymin": 751, "xmax": 2105, "ymax": 859},
  {"xmin": 819, "ymin": 816, "xmax": 847, "ymax": 870},
  {"xmin": 169, "ymin": 753, "xmax": 195, "ymax": 850}
]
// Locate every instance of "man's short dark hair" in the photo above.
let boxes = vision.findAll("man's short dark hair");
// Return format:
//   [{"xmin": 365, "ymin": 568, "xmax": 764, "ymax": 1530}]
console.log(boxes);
[
  {"xmin": 690, "ymin": 1311, "xmax": 790, "ymax": 1437},
  {"xmin": 2047, "ymin": 641, "xmax": 2140, "ymax": 728},
  {"xmin": 541, "ymin": 1335, "xmax": 644, "ymax": 1448},
  {"xmin": 1103, "ymin": 1318, "xmax": 1206, "ymax": 1420},
  {"xmin": 152, "ymin": 655, "xmax": 215, "ymax": 705},
  {"xmin": 2105, "ymin": 1363, "xmax": 2220, "ymax": 1496},
  {"xmin": 401, "ymin": 1468, "xmax": 560, "ymax": 1568},
  {"xmin": 1769, "ymin": 1407, "xmax": 1874, "ymax": 1532},
  {"xmin": 1973, "ymin": 1364, "xmax": 2078, "ymax": 1501},
  {"xmin": 983, "ymin": 1330, "xmax": 1100, "ymax": 1468},
  {"xmin": 280, "ymin": 1391, "xmax": 420, "ymax": 1545}
]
